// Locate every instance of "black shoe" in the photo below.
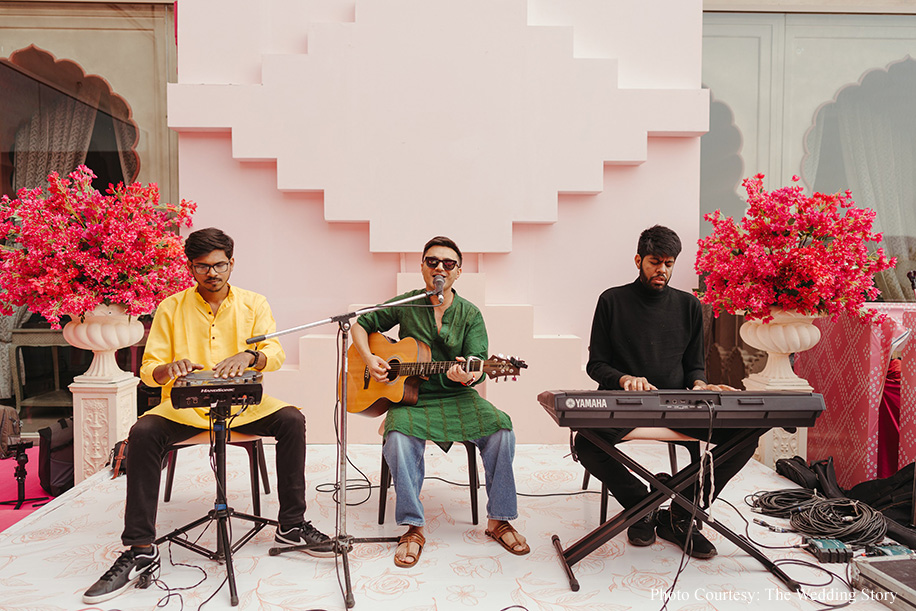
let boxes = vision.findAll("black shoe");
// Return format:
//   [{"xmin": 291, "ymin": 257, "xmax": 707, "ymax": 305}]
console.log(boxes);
[
  {"xmin": 627, "ymin": 510, "xmax": 656, "ymax": 546},
  {"xmin": 655, "ymin": 509, "xmax": 717, "ymax": 559},
  {"xmin": 275, "ymin": 521, "xmax": 335, "ymax": 557},
  {"xmin": 82, "ymin": 546, "xmax": 160, "ymax": 604}
]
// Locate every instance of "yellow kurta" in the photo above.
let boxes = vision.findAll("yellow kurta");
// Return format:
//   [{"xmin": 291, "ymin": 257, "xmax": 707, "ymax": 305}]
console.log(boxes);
[{"xmin": 141, "ymin": 285, "xmax": 288, "ymax": 427}]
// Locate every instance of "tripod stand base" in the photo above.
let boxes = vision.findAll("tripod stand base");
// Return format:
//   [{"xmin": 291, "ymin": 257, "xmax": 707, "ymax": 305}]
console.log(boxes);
[
  {"xmin": 156, "ymin": 507, "xmax": 277, "ymax": 607},
  {"xmin": 157, "ymin": 508, "xmax": 276, "ymax": 559},
  {"xmin": 270, "ymin": 534, "xmax": 399, "ymax": 609},
  {"xmin": 0, "ymin": 496, "xmax": 48, "ymax": 510}
]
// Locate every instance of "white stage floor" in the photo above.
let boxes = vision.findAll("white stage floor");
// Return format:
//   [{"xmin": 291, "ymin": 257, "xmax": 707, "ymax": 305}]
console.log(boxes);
[{"xmin": 0, "ymin": 443, "xmax": 892, "ymax": 611}]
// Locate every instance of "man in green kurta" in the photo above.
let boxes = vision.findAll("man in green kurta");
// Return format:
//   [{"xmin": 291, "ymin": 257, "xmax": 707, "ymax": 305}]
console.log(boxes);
[{"xmin": 352, "ymin": 236, "xmax": 529, "ymax": 568}]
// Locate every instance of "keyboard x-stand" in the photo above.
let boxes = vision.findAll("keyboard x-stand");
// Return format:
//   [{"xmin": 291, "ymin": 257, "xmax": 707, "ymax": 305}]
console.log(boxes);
[{"xmin": 538, "ymin": 389, "xmax": 825, "ymax": 593}]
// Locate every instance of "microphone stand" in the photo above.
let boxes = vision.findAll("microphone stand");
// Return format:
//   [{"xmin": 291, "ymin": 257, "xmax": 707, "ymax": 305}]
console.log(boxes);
[
  {"xmin": 253, "ymin": 289, "xmax": 439, "ymax": 609},
  {"xmin": 0, "ymin": 440, "xmax": 48, "ymax": 509}
]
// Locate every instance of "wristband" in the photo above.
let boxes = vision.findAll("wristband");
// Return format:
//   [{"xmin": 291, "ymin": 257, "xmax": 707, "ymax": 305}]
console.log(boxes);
[{"xmin": 244, "ymin": 349, "xmax": 260, "ymax": 367}]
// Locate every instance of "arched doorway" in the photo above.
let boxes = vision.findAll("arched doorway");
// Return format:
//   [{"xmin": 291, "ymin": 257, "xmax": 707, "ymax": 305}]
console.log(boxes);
[{"xmin": 0, "ymin": 45, "xmax": 140, "ymax": 197}]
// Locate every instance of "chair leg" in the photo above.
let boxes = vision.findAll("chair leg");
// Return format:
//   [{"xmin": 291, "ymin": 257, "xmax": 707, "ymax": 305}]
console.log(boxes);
[
  {"xmin": 582, "ymin": 469, "xmax": 591, "ymax": 490},
  {"xmin": 600, "ymin": 483, "xmax": 609, "ymax": 524},
  {"xmin": 668, "ymin": 443, "xmax": 679, "ymax": 475},
  {"xmin": 163, "ymin": 450, "xmax": 178, "ymax": 502},
  {"xmin": 242, "ymin": 441, "xmax": 262, "ymax": 516},
  {"xmin": 255, "ymin": 440, "xmax": 270, "ymax": 494},
  {"xmin": 463, "ymin": 441, "xmax": 479, "ymax": 525},
  {"xmin": 378, "ymin": 453, "xmax": 391, "ymax": 525}
]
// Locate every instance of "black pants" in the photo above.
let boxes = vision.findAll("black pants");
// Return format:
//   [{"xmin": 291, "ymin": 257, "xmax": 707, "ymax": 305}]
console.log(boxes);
[
  {"xmin": 121, "ymin": 406, "xmax": 307, "ymax": 547},
  {"xmin": 573, "ymin": 427, "xmax": 761, "ymax": 513}
]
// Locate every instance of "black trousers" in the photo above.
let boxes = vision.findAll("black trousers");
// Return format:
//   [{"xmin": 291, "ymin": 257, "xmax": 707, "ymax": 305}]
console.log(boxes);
[
  {"xmin": 121, "ymin": 406, "xmax": 307, "ymax": 547},
  {"xmin": 573, "ymin": 427, "xmax": 761, "ymax": 514}
]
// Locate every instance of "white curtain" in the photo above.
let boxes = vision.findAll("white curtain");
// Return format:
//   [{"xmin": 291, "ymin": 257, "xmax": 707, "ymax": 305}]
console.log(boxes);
[
  {"xmin": 805, "ymin": 60, "xmax": 916, "ymax": 301},
  {"xmin": 112, "ymin": 116, "xmax": 139, "ymax": 183},
  {"xmin": 12, "ymin": 91, "xmax": 99, "ymax": 191},
  {"xmin": 3, "ymin": 89, "xmax": 100, "ymax": 400}
]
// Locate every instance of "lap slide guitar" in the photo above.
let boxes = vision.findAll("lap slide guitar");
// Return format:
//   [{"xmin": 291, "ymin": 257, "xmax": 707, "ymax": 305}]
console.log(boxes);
[{"xmin": 343, "ymin": 333, "xmax": 527, "ymax": 417}]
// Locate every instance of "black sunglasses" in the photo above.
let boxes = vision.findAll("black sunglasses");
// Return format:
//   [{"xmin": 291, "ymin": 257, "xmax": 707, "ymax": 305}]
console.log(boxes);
[{"xmin": 424, "ymin": 256, "xmax": 459, "ymax": 271}]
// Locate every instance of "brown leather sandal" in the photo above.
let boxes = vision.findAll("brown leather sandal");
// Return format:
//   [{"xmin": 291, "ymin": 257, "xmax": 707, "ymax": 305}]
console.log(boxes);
[
  {"xmin": 485, "ymin": 521, "xmax": 530, "ymax": 555},
  {"xmin": 393, "ymin": 529, "xmax": 425, "ymax": 568}
]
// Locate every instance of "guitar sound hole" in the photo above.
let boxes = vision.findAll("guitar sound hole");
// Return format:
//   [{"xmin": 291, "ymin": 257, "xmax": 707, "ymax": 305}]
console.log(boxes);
[{"xmin": 386, "ymin": 359, "xmax": 400, "ymax": 382}]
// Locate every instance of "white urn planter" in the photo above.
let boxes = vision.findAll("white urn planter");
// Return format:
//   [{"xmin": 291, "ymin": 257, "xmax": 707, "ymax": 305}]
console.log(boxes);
[
  {"xmin": 64, "ymin": 303, "xmax": 143, "ymax": 483},
  {"xmin": 740, "ymin": 307, "xmax": 821, "ymax": 391},
  {"xmin": 62, "ymin": 303, "xmax": 144, "ymax": 382}
]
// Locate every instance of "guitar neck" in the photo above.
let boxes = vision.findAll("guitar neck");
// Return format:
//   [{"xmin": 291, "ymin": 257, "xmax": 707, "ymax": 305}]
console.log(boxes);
[{"xmin": 394, "ymin": 360, "xmax": 481, "ymax": 377}]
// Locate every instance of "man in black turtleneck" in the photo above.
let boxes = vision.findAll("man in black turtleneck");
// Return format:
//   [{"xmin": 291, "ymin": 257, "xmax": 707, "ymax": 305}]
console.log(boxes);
[{"xmin": 574, "ymin": 225, "xmax": 754, "ymax": 560}]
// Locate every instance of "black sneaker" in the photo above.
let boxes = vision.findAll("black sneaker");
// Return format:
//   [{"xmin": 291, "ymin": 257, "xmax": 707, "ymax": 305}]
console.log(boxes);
[
  {"xmin": 627, "ymin": 510, "xmax": 656, "ymax": 546},
  {"xmin": 82, "ymin": 546, "xmax": 160, "ymax": 604},
  {"xmin": 655, "ymin": 509, "xmax": 717, "ymax": 559},
  {"xmin": 275, "ymin": 521, "xmax": 335, "ymax": 557}
]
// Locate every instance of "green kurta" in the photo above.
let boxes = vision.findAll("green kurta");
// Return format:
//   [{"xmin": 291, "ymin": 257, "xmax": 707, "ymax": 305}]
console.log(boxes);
[{"xmin": 356, "ymin": 289, "xmax": 512, "ymax": 443}]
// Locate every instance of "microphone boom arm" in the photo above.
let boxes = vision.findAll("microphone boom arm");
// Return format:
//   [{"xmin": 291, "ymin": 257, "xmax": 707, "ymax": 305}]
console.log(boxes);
[{"xmin": 247, "ymin": 290, "xmax": 436, "ymax": 344}]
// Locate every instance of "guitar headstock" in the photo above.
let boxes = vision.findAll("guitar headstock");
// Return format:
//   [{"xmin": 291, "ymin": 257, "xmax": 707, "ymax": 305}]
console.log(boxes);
[{"xmin": 482, "ymin": 354, "xmax": 528, "ymax": 382}]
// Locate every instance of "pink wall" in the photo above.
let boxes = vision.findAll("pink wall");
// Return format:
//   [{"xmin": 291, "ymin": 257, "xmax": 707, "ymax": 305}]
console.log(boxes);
[{"xmin": 170, "ymin": 0, "xmax": 706, "ymax": 443}]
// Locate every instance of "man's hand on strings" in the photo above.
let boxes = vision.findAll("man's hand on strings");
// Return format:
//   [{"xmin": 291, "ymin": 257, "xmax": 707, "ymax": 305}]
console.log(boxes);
[
  {"xmin": 365, "ymin": 354, "xmax": 391, "ymax": 383},
  {"xmin": 447, "ymin": 356, "xmax": 477, "ymax": 386}
]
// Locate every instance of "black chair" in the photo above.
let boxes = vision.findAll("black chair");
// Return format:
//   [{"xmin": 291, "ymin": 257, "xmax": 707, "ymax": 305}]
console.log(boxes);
[
  {"xmin": 163, "ymin": 432, "xmax": 270, "ymax": 516},
  {"xmin": 581, "ymin": 428, "xmax": 699, "ymax": 523},
  {"xmin": 378, "ymin": 440, "xmax": 480, "ymax": 525}
]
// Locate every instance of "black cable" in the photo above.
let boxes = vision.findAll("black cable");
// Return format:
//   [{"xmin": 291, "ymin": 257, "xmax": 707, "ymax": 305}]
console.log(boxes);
[
  {"xmin": 718, "ymin": 497, "xmax": 805, "ymax": 550},
  {"xmin": 658, "ymin": 400, "xmax": 715, "ymax": 611},
  {"xmin": 772, "ymin": 558, "xmax": 857, "ymax": 609},
  {"xmin": 790, "ymin": 498, "xmax": 887, "ymax": 546},
  {"xmin": 518, "ymin": 490, "xmax": 602, "ymax": 498},
  {"xmin": 746, "ymin": 488, "xmax": 821, "ymax": 518},
  {"xmin": 725, "ymin": 490, "xmax": 860, "ymax": 609},
  {"xmin": 148, "ymin": 540, "xmax": 209, "ymax": 611},
  {"xmin": 196, "ymin": 575, "xmax": 229, "ymax": 610}
]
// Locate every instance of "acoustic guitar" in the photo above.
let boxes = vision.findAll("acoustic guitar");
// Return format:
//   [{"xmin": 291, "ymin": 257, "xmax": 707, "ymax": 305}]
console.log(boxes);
[{"xmin": 344, "ymin": 333, "xmax": 527, "ymax": 417}]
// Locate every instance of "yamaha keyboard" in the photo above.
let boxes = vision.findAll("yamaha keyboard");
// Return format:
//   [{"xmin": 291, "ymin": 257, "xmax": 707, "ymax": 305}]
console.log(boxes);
[
  {"xmin": 538, "ymin": 389, "xmax": 824, "ymax": 429},
  {"xmin": 171, "ymin": 371, "xmax": 263, "ymax": 408}
]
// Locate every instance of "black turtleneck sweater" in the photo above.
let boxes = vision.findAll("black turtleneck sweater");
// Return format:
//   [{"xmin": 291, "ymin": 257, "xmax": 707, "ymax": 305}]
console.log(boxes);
[{"xmin": 586, "ymin": 279, "xmax": 706, "ymax": 390}]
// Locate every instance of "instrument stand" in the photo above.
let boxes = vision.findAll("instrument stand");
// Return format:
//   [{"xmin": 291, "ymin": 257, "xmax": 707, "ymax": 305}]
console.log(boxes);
[
  {"xmin": 156, "ymin": 401, "xmax": 276, "ymax": 607},
  {"xmin": 552, "ymin": 427, "xmax": 801, "ymax": 594},
  {"xmin": 0, "ymin": 441, "xmax": 48, "ymax": 509},
  {"xmin": 263, "ymin": 293, "xmax": 432, "ymax": 608}
]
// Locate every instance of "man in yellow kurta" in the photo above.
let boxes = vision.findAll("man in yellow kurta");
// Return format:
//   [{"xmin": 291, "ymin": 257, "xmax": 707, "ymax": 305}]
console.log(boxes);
[{"xmin": 84, "ymin": 228, "xmax": 330, "ymax": 605}]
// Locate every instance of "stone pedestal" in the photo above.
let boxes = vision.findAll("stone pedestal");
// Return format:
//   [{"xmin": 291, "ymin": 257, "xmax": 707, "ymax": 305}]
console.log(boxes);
[
  {"xmin": 71, "ymin": 377, "xmax": 139, "ymax": 483},
  {"xmin": 740, "ymin": 308, "xmax": 822, "ymax": 467},
  {"xmin": 753, "ymin": 426, "xmax": 808, "ymax": 469}
]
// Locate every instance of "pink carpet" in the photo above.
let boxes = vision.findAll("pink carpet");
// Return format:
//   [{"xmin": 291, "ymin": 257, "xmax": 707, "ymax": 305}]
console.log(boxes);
[{"xmin": 0, "ymin": 446, "xmax": 51, "ymax": 531}]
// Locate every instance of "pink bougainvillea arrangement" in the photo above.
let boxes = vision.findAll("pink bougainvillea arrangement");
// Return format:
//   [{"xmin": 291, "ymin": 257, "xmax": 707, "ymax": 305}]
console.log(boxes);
[
  {"xmin": 0, "ymin": 165, "xmax": 196, "ymax": 327},
  {"xmin": 696, "ymin": 174, "xmax": 895, "ymax": 323}
]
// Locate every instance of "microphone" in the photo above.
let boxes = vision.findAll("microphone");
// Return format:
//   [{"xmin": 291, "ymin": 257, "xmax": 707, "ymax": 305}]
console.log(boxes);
[{"xmin": 433, "ymin": 275, "xmax": 445, "ymax": 304}]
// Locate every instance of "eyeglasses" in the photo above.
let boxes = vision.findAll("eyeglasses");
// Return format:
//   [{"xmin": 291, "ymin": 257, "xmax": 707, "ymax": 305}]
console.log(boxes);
[
  {"xmin": 191, "ymin": 261, "xmax": 230, "ymax": 274},
  {"xmin": 424, "ymin": 256, "xmax": 459, "ymax": 271}
]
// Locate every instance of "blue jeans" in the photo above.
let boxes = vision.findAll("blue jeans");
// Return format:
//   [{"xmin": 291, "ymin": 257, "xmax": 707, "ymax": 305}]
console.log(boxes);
[{"xmin": 383, "ymin": 429, "xmax": 519, "ymax": 527}]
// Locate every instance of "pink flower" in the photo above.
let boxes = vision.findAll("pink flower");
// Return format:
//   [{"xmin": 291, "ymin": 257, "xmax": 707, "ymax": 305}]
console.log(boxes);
[
  {"xmin": 0, "ymin": 166, "xmax": 197, "ymax": 328},
  {"xmin": 695, "ymin": 174, "xmax": 896, "ymax": 323}
]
